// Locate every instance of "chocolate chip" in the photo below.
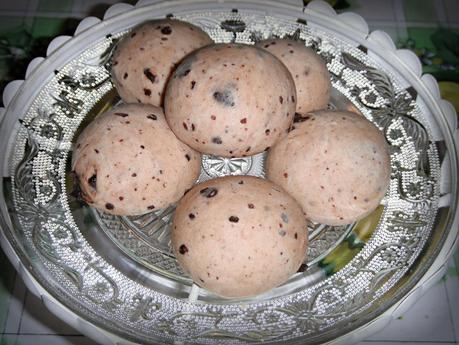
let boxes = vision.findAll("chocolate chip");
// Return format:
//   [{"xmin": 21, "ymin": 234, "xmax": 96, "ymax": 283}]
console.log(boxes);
[
  {"xmin": 191, "ymin": 123, "xmax": 195, "ymax": 131},
  {"xmin": 114, "ymin": 112, "xmax": 129, "ymax": 117},
  {"xmin": 281, "ymin": 213, "xmax": 289, "ymax": 223},
  {"xmin": 161, "ymin": 26, "xmax": 172, "ymax": 35},
  {"xmin": 144, "ymin": 88, "xmax": 151, "ymax": 96},
  {"xmin": 183, "ymin": 122, "xmax": 188, "ymax": 130},
  {"xmin": 294, "ymin": 113, "xmax": 310, "ymax": 123},
  {"xmin": 94, "ymin": 149, "xmax": 99, "ymax": 154},
  {"xmin": 248, "ymin": 203, "xmax": 254, "ymax": 209},
  {"xmin": 143, "ymin": 68, "xmax": 157, "ymax": 83},
  {"xmin": 130, "ymin": 32, "xmax": 136, "ymax": 38},
  {"xmin": 185, "ymin": 154, "xmax": 191, "ymax": 161},
  {"xmin": 291, "ymin": 95, "xmax": 295, "ymax": 102},
  {"xmin": 279, "ymin": 96, "xmax": 283, "ymax": 104},
  {"xmin": 284, "ymin": 172, "xmax": 288, "ymax": 178},
  {"xmin": 123, "ymin": 72, "xmax": 128, "ymax": 79},
  {"xmin": 240, "ymin": 118, "xmax": 247, "ymax": 124},
  {"xmin": 212, "ymin": 136, "xmax": 222, "ymax": 144},
  {"xmin": 238, "ymin": 180, "xmax": 244, "ymax": 185},
  {"xmin": 189, "ymin": 213, "xmax": 195, "ymax": 219},
  {"xmin": 179, "ymin": 244, "xmax": 188, "ymax": 254},
  {"xmin": 265, "ymin": 129, "xmax": 270, "ymax": 135},
  {"xmin": 147, "ymin": 205, "xmax": 155, "ymax": 210},
  {"xmin": 211, "ymin": 115, "xmax": 216, "ymax": 120},
  {"xmin": 191, "ymin": 80, "xmax": 196, "ymax": 89},
  {"xmin": 119, "ymin": 196, "xmax": 124, "ymax": 201},
  {"xmin": 105, "ymin": 203, "xmax": 114, "ymax": 210},
  {"xmin": 88, "ymin": 174, "xmax": 97, "ymax": 189},
  {"xmin": 131, "ymin": 173, "xmax": 137, "ymax": 177},
  {"xmin": 245, "ymin": 146, "xmax": 251, "ymax": 153},
  {"xmin": 229, "ymin": 216, "xmax": 239, "ymax": 223},
  {"xmin": 213, "ymin": 89, "xmax": 235, "ymax": 107},
  {"xmin": 294, "ymin": 232, "xmax": 298, "ymax": 239},
  {"xmin": 200, "ymin": 187, "xmax": 218, "ymax": 198},
  {"xmin": 220, "ymin": 19, "xmax": 245, "ymax": 33},
  {"xmin": 297, "ymin": 263, "xmax": 307, "ymax": 272}
]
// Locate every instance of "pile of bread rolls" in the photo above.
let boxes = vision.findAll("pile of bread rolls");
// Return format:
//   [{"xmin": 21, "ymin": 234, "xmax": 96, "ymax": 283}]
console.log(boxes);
[{"xmin": 72, "ymin": 19, "xmax": 390, "ymax": 298}]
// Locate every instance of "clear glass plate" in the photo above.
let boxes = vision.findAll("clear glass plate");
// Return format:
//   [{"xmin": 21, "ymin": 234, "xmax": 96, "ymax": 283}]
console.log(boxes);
[{"xmin": 0, "ymin": 1, "xmax": 457, "ymax": 344}]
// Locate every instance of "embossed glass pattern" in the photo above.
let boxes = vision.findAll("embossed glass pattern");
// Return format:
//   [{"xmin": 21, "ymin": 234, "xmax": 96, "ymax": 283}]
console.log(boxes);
[{"xmin": 0, "ymin": 2, "xmax": 455, "ymax": 345}]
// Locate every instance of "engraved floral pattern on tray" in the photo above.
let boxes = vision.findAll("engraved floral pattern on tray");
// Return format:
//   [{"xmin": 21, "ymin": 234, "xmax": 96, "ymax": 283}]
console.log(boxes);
[{"xmin": 7, "ymin": 9, "xmax": 440, "ymax": 345}]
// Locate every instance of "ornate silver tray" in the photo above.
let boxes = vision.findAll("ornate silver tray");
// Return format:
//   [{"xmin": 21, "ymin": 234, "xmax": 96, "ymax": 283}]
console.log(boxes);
[{"xmin": 0, "ymin": 1, "xmax": 458, "ymax": 344}]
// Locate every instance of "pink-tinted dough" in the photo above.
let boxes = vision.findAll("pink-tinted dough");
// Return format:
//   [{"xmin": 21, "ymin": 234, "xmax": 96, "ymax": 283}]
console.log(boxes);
[
  {"xmin": 72, "ymin": 103, "xmax": 201, "ymax": 216},
  {"xmin": 267, "ymin": 110, "xmax": 391, "ymax": 226},
  {"xmin": 171, "ymin": 175, "xmax": 308, "ymax": 298}
]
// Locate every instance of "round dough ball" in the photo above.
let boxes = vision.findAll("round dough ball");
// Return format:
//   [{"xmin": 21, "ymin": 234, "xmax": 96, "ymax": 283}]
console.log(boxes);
[
  {"xmin": 171, "ymin": 175, "xmax": 308, "ymax": 298},
  {"xmin": 111, "ymin": 19, "xmax": 213, "ymax": 106},
  {"xmin": 164, "ymin": 43, "xmax": 296, "ymax": 157},
  {"xmin": 267, "ymin": 110, "xmax": 391, "ymax": 226},
  {"xmin": 256, "ymin": 39, "xmax": 331, "ymax": 114},
  {"xmin": 72, "ymin": 103, "xmax": 201, "ymax": 216}
]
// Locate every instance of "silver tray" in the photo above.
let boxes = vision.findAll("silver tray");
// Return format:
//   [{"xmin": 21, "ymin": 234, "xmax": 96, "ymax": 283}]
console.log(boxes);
[{"xmin": 0, "ymin": 1, "xmax": 458, "ymax": 344}]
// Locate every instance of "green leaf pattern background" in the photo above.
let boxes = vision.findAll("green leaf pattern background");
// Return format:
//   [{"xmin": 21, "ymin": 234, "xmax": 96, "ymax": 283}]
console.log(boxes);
[{"xmin": 0, "ymin": 1, "xmax": 458, "ymax": 344}]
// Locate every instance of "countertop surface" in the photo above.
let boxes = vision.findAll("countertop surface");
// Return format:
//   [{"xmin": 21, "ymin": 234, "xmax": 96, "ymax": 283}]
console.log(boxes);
[{"xmin": 0, "ymin": 0, "xmax": 458, "ymax": 344}]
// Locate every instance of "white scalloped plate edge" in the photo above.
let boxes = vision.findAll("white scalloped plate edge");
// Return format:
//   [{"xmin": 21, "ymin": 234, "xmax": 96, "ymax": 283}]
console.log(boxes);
[
  {"xmin": 2, "ymin": 80, "xmax": 24, "ymax": 109},
  {"xmin": 46, "ymin": 35, "xmax": 73, "ymax": 56},
  {"xmin": 25, "ymin": 57, "xmax": 46, "ymax": 78},
  {"xmin": 104, "ymin": 3, "xmax": 135, "ymax": 20},
  {"xmin": 0, "ymin": 107, "xmax": 5, "ymax": 123},
  {"xmin": 305, "ymin": 0, "xmax": 369, "ymax": 43},
  {"xmin": 0, "ymin": 1, "xmax": 458, "ymax": 345},
  {"xmin": 74, "ymin": 16, "xmax": 102, "ymax": 36}
]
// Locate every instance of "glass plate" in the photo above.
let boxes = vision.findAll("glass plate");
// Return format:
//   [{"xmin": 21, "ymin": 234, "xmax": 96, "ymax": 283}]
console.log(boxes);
[{"xmin": 0, "ymin": 1, "xmax": 457, "ymax": 344}]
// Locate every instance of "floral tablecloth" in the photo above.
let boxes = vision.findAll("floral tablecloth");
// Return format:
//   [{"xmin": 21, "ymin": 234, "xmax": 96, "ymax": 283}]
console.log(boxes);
[{"xmin": 0, "ymin": 1, "xmax": 457, "ymax": 344}]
